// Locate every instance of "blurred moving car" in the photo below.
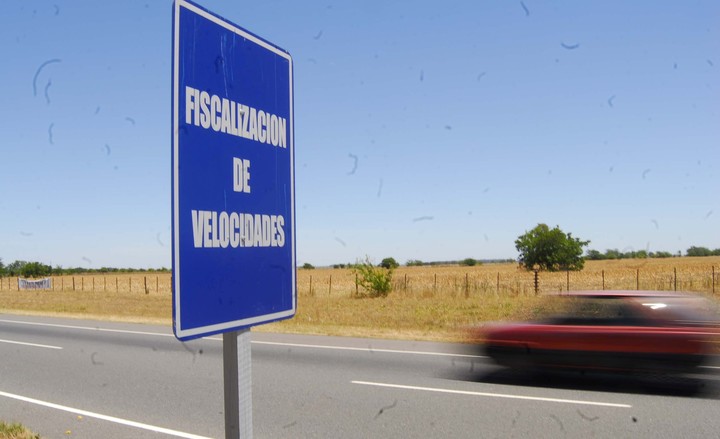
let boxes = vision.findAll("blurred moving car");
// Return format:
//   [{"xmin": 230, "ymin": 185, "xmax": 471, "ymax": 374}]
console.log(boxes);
[{"xmin": 473, "ymin": 290, "xmax": 720, "ymax": 374}]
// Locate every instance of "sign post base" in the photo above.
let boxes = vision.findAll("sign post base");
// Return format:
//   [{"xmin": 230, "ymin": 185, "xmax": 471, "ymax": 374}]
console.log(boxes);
[{"xmin": 224, "ymin": 329, "xmax": 252, "ymax": 439}]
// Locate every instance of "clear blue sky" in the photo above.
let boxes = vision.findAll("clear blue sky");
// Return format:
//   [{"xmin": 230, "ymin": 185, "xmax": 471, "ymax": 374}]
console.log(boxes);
[{"xmin": 1, "ymin": 0, "xmax": 718, "ymax": 269}]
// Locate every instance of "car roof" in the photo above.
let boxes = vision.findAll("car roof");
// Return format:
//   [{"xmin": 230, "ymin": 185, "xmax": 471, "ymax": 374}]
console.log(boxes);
[{"xmin": 543, "ymin": 290, "xmax": 696, "ymax": 299}]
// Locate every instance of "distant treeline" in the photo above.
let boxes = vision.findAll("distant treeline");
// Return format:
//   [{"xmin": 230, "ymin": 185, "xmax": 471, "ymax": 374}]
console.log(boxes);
[
  {"xmin": 309, "ymin": 246, "xmax": 720, "ymax": 270},
  {"xmin": 0, "ymin": 259, "xmax": 169, "ymax": 278},
  {"xmin": 4, "ymin": 245, "xmax": 718, "ymax": 278},
  {"xmin": 322, "ymin": 258, "xmax": 515, "ymax": 270},
  {"xmin": 585, "ymin": 246, "xmax": 720, "ymax": 260}
]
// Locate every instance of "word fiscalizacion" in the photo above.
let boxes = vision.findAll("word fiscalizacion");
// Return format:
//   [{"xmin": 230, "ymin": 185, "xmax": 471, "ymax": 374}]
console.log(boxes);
[{"xmin": 185, "ymin": 86, "xmax": 288, "ymax": 148}]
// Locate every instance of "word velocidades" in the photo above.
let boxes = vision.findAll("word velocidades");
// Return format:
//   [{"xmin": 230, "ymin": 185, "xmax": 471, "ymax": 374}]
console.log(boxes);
[{"xmin": 191, "ymin": 210, "xmax": 286, "ymax": 249}]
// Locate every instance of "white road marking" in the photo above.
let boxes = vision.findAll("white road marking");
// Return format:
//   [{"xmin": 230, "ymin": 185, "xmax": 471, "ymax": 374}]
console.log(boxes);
[
  {"xmin": 0, "ymin": 338, "xmax": 62, "ymax": 350},
  {"xmin": 0, "ymin": 390, "xmax": 212, "ymax": 439},
  {"xmin": 352, "ymin": 380, "xmax": 633, "ymax": 408},
  {"xmin": 0, "ymin": 318, "xmax": 175, "ymax": 338},
  {"xmin": 0, "ymin": 318, "xmax": 485, "ymax": 358}
]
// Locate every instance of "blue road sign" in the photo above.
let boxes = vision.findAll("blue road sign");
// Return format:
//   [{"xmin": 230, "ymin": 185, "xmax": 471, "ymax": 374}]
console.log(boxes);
[{"xmin": 172, "ymin": 0, "xmax": 295, "ymax": 341}]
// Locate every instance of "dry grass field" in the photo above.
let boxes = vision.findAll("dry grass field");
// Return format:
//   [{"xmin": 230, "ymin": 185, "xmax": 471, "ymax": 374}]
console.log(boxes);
[{"xmin": 1, "ymin": 257, "xmax": 718, "ymax": 342}]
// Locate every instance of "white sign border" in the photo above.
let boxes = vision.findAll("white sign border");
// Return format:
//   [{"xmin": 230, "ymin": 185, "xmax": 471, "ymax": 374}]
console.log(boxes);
[{"xmin": 172, "ymin": 0, "xmax": 296, "ymax": 340}]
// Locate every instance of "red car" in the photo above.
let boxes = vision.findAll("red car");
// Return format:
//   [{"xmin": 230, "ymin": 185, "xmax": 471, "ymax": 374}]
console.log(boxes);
[{"xmin": 473, "ymin": 290, "xmax": 720, "ymax": 374}]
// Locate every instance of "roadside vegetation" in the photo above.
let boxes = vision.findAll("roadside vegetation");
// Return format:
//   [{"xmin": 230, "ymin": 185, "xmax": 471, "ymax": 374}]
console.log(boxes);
[
  {"xmin": 1, "ymin": 224, "xmax": 718, "ymax": 342},
  {"xmin": 0, "ymin": 422, "xmax": 40, "ymax": 439},
  {"xmin": 1, "ymin": 257, "xmax": 718, "ymax": 342}
]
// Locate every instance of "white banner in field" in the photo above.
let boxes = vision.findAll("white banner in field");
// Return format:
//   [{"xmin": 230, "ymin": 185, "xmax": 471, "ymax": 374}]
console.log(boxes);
[{"xmin": 19, "ymin": 278, "xmax": 52, "ymax": 290}]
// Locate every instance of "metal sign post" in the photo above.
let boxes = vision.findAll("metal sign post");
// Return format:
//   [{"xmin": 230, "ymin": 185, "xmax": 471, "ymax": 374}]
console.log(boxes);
[
  {"xmin": 172, "ymin": 1, "xmax": 295, "ymax": 437},
  {"xmin": 223, "ymin": 330, "xmax": 252, "ymax": 439}
]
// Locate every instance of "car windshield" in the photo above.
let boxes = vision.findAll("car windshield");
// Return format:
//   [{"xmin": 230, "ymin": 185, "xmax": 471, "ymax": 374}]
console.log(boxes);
[
  {"xmin": 536, "ymin": 294, "xmax": 720, "ymax": 327},
  {"xmin": 539, "ymin": 296, "xmax": 645, "ymax": 325},
  {"xmin": 632, "ymin": 296, "xmax": 720, "ymax": 327}
]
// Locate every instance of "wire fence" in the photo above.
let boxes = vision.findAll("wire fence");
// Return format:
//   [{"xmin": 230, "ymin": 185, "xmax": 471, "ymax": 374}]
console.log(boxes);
[
  {"xmin": 1, "ymin": 265, "xmax": 717, "ymax": 298},
  {"xmin": 300, "ymin": 266, "xmax": 719, "ymax": 298},
  {"xmin": 0, "ymin": 275, "xmax": 172, "ymax": 295}
]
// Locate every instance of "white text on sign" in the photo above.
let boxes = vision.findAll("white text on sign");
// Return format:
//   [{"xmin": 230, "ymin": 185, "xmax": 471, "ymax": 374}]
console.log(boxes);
[
  {"xmin": 191, "ymin": 210, "xmax": 286, "ymax": 249},
  {"xmin": 233, "ymin": 158, "xmax": 251, "ymax": 193},
  {"xmin": 185, "ymin": 86, "xmax": 287, "ymax": 148}
]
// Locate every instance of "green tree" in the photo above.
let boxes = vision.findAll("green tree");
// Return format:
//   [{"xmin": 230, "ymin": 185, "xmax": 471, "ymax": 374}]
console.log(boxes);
[
  {"xmin": 586, "ymin": 249, "xmax": 604, "ymax": 260},
  {"xmin": 406, "ymin": 259, "xmax": 424, "ymax": 267},
  {"xmin": 636, "ymin": 250, "xmax": 649, "ymax": 258},
  {"xmin": 459, "ymin": 258, "xmax": 478, "ymax": 266},
  {"xmin": 353, "ymin": 257, "xmax": 393, "ymax": 298},
  {"xmin": 686, "ymin": 246, "xmax": 713, "ymax": 257},
  {"xmin": 604, "ymin": 249, "xmax": 621, "ymax": 260},
  {"xmin": 301, "ymin": 262, "xmax": 315, "ymax": 269},
  {"xmin": 515, "ymin": 224, "xmax": 590, "ymax": 272},
  {"xmin": 20, "ymin": 262, "xmax": 52, "ymax": 278},
  {"xmin": 379, "ymin": 257, "xmax": 399, "ymax": 269},
  {"xmin": 650, "ymin": 251, "xmax": 673, "ymax": 258},
  {"xmin": 6, "ymin": 260, "xmax": 28, "ymax": 276}
]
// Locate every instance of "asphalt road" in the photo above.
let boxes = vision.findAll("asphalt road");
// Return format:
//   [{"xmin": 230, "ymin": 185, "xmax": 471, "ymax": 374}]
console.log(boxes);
[{"xmin": 1, "ymin": 314, "xmax": 719, "ymax": 438}]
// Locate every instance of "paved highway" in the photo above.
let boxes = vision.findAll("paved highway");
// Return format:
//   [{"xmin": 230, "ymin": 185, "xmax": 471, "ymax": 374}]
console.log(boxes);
[{"xmin": 1, "ymin": 314, "xmax": 719, "ymax": 438}]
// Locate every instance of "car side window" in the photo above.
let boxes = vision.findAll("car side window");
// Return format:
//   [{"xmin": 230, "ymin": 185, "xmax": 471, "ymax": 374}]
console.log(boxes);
[{"xmin": 556, "ymin": 298, "xmax": 643, "ymax": 326}]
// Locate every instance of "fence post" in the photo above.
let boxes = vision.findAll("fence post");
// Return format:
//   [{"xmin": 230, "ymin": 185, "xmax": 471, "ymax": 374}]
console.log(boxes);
[
  {"xmin": 116, "ymin": 277, "xmax": 118, "ymax": 292},
  {"xmin": 602, "ymin": 270, "xmax": 605, "ymax": 290},
  {"xmin": 404, "ymin": 274, "xmax": 408, "ymax": 292},
  {"xmin": 92, "ymin": 277, "xmax": 95, "ymax": 291},
  {"xmin": 355, "ymin": 274, "xmax": 358, "ymax": 297},
  {"xmin": 73, "ymin": 277, "xmax": 76, "ymax": 291},
  {"xmin": 144, "ymin": 276, "xmax": 148, "ymax": 294},
  {"xmin": 566, "ymin": 271, "xmax": 570, "ymax": 292},
  {"xmin": 156, "ymin": 276, "xmax": 159, "ymax": 293},
  {"xmin": 674, "ymin": 268, "xmax": 677, "ymax": 291},
  {"xmin": 636, "ymin": 269, "xmax": 640, "ymax": 290},
  {"xmin": 533, "ymin": 269, "xmax": 539, "ymax": 295},
  {"xmin": 328, "ymin": 275, "xmax": 332, "ymax": 296},
  {"xmin": 497, "ymin": 272, "xmax": 500, "ymax": 293},
  {"xmin": 464, "ymin": 273, "xmax": 469, "ymax": 298},
  {"xmin": 713, "ymin": 266, "xmax": 716, "ymax": 294},
  {"xmin": 309, "ymin": 275, "xmax": 313, "ymax": 296},
  {"xmin": 104, "ymin": 277, "xmax": 107, "ymax": 292},
  {"xmin": 434, "ymin": 274, "xmax": 437, "ymax": 292}
]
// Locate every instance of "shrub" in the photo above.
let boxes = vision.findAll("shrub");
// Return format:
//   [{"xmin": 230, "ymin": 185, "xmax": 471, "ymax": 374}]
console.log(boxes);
[
  {"xmin": 353, "ymin": 257, "xmax": 393, "ymax": 298},
  {"xmin": 301, "ymin": 263, "xmax": 315, "ymax": 270}
]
